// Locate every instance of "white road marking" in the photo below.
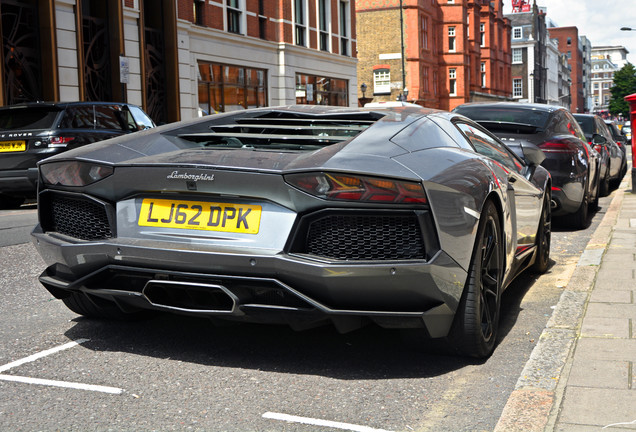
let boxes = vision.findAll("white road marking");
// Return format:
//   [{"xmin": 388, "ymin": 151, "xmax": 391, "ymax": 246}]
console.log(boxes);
[
  {"xmin": 0, "ymin": 339, "xmax": 89, "ymax": 373},
  {"xmin": 604, "ymin": 420, "xmax": 636, "ymax": 429},
  {"xmin": 263, "ymin": 412, "xmax": 395, "ymax": 432},
  {"xmin": 0, "ymin": 374, "xmax": 123, "ymax": 394},
  {"xmin": 0, "ymin": 338, "xmax": 124, "ymax": 395}
]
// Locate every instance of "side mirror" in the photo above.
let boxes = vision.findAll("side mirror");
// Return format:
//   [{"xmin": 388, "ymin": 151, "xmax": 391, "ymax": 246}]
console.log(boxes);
[
  {"xmin": 592, "ymin": 133, "xmax": 607, "ymax": 145},
  {"xmin": 521, "ymin": 143, "xmax": 545, "ymax": 166}
]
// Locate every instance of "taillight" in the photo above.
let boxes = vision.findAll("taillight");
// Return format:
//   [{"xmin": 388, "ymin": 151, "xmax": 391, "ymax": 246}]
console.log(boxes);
[
  {"xmin": 285, "ymin": 172, "xmax": 427, "ymax": 204},
  {"xmin": 48, "ymin": 136, "xmax": 75, "ymax": 148},
  {"xmin": 40, "ymin": 161, "xmax": 113, "ymax": 186},
  {"xmin": 539, "ymin": 140, "xmax": 587, "ymax": 158}
]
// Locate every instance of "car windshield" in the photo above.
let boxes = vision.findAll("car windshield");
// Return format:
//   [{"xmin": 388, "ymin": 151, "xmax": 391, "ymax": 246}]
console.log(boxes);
[
  {"xmin": 574, "ymin": 116, "xmax": 594, "ymax": 134},
  {"xmin": 0, "ymin": 107, "xmax": 60, "ymax": 130},
  {"xmin": 454, "ymin": 106, "xmax": 550, "ymax": 129}
]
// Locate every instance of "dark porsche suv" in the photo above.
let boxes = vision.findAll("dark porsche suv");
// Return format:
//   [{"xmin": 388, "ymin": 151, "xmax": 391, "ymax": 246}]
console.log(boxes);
[{"xmin": 0, "ymin": 101, "xmax": 155, "ymax": 208}]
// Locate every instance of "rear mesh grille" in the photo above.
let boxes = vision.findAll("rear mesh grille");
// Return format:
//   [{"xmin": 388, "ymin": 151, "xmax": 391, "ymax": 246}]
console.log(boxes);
[
  {"xmin": 306, "ymin": 214, "xmax": 425, "ymax": 260},
  {"xmin": 49, "ymin": 196, "xmax": 112, "ymax": 240}
]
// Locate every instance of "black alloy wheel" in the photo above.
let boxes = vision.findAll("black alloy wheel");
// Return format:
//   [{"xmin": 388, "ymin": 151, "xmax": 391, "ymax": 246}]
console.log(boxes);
[
  {"xmin": 449, "ymin": 200, "xmax": 503, "ymax": 358},
  {"xmin": 570, "ymin": 182, "xmax": 589, "ymax": 230}
]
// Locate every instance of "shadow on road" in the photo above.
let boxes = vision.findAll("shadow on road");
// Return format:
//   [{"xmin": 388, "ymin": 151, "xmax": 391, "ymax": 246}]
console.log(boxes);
[{"xmin": 64, "ymin": 308, "xmax": 495, "ymax": 380}]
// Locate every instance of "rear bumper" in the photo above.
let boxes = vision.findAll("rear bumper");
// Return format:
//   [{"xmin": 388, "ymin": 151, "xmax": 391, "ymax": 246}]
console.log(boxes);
[
  {"xmin": 32, "ymin": 226, "xmax": 466, "ymax": 337},
  {"xmin": 0, "ymin": 168, "xmax": 38, "ymax": 196}
]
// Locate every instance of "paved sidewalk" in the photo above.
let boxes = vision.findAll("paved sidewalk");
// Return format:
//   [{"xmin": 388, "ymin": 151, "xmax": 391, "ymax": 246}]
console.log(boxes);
[{"xmin": 495, "ymin": 172, "xmax": 636, "ymax": 431}]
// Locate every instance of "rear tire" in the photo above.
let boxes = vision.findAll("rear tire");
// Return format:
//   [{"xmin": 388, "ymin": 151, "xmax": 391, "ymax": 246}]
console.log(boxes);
[
  {"xmin": 62, "ymin": 292, "xmax": 149, "ymax": 320},
  {"xmin": 599, "ymin": 171, "xmax": 610, "ymax": 197},
  {"xmin": 570, "ymin": 185, "xmax": 589, "ymax": 230},
  {"xmin": 531, "ymin": 193, "xmax": 551, "ymax": 274},
  {"xmin": 448, "ymin": 201, "xmax": 503, "ymax": 358}
]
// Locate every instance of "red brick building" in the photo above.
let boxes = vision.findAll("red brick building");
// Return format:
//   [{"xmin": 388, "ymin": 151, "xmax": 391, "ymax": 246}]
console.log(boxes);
[
  {"xmin": 548, "ymin": 26, "xmax": 585, "ymax": 113},
  {"xmin": 356, "ymin": 0, "xmax": 511, "ymax": 110}
]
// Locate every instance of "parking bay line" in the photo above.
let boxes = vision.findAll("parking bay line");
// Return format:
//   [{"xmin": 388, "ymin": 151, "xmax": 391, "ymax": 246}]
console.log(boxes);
[
  {"xmin": 0, "ymin": 339, "xmax": 124, "ymax": 395},
  {"xmin": 263, "ymin": 412, "xmax": 395, "ymax": 432}
]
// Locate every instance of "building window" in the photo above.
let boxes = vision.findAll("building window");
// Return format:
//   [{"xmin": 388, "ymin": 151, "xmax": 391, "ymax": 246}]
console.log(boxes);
[
  {"xmin": 448, "ymin": 0, "xmax": 454, "ymax": 3},
  {"xmin": 594, "ymin": 83, "xmax": 599, "ymax": 89},
  {"xmin": 296, "ymin": 73, "xmax": 348, "ymax": 106},
  {"xmin": 373, "ymin": 69, "xmax": 391, "ymax": 94},
  {"xmin": 339, "ymin": 1, "xmax": 350, "ymax": 56},
  {"xmin": 567, "ymin": 37, "xmax": 572, "ymax": 45},
  {"xmin": 448, "ymin": 26, "xmax": 456, "ymax": 52},
  {"xmin": 512, "ymin": 48, "xmax": 522, "ymax": 64},
  {"xmin": 294, "ymin": 0, "xmax": 307, "ymax": 46},
  {"xmin": 433, "ymin": 70, "xmax": 438, "ymax": 96},
  {"xmin": 258, "ymin": 0, "xmax": 267, "ymax": 39},
  {"xmin": 481, "ymin": 62, "xmax": 486, "ymax": 88},
  {"xmin": 604, "ymin": 95, "xmax": 610, "ymax": 104},
  {"xmin": 193, "ymin": 0, "xmax": 204, "ymax": 26},
  {"xmin": 567, "ymin": 51, "xmax": 571, "ymax": 59},
  {"xmin": 480, "ymin": 23, "xmax": 485, "ymax": 47},
  {"xmin": 422, "ymin": 66, "xmax": 429, "ymax": 93},
  {"xmin": 603, "ymin": 82, "xmax": 610, "ymax": 89},
  {"xmin": 197, "ymin": 62, "xmax": 267, "ymax": 113},
  {"xmin": 449, "ymin": 68, "xmax": 457, "ymax": 96},
  {"xmin": 318, "ymin": 0, "xmax": 330, "ymax": 51},
  {"xmin": 421, "ymin": 16, "xmax": 429, "ymax": 50},
  {"xmin": 512, "ymin": 26, "xmax": 522, "ymax": 39},
  {"xmin": 513, "ymin": 78, "xmax": 522, "ymax": 98},
  {"xmin": 227, "ymin": 0, "xmax": 242, "ymax": 34}
]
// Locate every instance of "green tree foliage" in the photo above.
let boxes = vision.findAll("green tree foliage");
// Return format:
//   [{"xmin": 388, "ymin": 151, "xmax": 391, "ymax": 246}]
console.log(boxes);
[{"xmin": 609, "ymin": 63, "xmax": 636, "ymax": 116}]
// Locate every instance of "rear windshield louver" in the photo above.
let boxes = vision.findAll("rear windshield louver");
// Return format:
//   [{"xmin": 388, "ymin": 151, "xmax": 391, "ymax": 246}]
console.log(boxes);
[{"xmin": 178, "ymin": 111, "xmax": 381, "ymax": 151}]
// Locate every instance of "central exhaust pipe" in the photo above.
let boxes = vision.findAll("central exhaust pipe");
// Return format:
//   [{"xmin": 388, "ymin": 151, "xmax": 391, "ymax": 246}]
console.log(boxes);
[{"xmin": 142, "ymin": 280, "xmax": 238, "ymax": 314}]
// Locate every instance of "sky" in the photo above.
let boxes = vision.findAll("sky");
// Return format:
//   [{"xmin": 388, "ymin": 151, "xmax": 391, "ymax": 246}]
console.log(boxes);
[{"xmin": 502, "ymin": 0, "xmax": 636, "ymax": 64}]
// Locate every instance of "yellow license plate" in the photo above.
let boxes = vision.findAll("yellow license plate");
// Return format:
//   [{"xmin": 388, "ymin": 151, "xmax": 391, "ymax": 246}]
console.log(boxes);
[
  {"xmin": 139, "ymin": 199, "xmax": 261, "ymax": 234},
  {"xmin": 0, "ymin": 140, "xmax": 26, "ymax": 152}
]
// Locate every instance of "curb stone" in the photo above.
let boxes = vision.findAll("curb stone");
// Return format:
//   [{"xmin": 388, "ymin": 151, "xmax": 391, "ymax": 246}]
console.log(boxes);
[{"xmin": 493, "ymin": 185, "xmax": 627, "ymax": 432}]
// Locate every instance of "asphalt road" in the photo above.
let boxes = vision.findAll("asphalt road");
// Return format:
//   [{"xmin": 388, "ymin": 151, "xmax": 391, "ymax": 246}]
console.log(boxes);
[{"xmin": 0, "ymin": 194, "xmax": 613, "ymax": 432}]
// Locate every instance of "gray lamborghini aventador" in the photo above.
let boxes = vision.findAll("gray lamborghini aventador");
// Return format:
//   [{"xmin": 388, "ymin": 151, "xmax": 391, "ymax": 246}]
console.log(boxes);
[{"xmin": 32, "ymin": 105, "xmax": 551, "ymax": 358}]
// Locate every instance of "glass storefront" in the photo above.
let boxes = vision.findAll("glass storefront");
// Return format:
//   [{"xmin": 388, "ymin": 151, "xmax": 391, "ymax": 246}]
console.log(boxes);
[
  {"xmin": 197, "ymin": 62, "xmax": 267, "ymax": 114},
  {"xmin": 295, "ymin": 74, "xmax": 348, "ymax": 106}
]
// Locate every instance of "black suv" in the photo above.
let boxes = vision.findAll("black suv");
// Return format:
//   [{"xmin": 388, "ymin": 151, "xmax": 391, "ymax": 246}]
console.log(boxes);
[{"xmin": 0, "ymin": 101, "xmax": 155, "ymax": 208}]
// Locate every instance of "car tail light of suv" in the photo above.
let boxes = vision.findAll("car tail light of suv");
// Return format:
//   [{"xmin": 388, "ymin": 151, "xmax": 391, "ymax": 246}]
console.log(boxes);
[{"xmin": 48, "ymin": 136, "xmax": 76, "ymax": 148}]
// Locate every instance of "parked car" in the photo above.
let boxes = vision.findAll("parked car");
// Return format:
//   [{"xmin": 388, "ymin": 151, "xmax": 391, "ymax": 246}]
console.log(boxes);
[
  {"xmin": 0, "ymin": 101, "xmax": 155, "ymax": 209},
  {"xmin": 31, "ymin": 105, "xmax": 551, "ymax": 358},
  {"xmin": 453, "ymin": 102, "xmax": 598, "ymax": 229},
  {"xmin": 604, "ymin": 120, "xmax": 630, "ymax": 176},
  {"xmin": 573, "ymin": 114, "xmax": 625, "ymax": 193},
  {"xmin": 623, "ymin": 121, "xmax": 632, "ymax": 140}
]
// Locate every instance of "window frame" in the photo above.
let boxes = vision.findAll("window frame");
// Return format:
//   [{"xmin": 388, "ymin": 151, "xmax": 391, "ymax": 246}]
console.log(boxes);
[
  {"xmin": 449, "ymin": 68, "xmax": 457, "ymax": 96},
  {"xmin": 294, "ymin": 0, "xmax": 308, "ymax": 47},
  {"xmin": 512, "ymin": 78, "xmax": 523, "ymax": 98},
  {"xmin": 226, "ymin": 0, "xmax": 244, "ymax": 34},
  {"xmin": 373, "ymin": 69, "xmax": 391, "ymax": 94}
]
